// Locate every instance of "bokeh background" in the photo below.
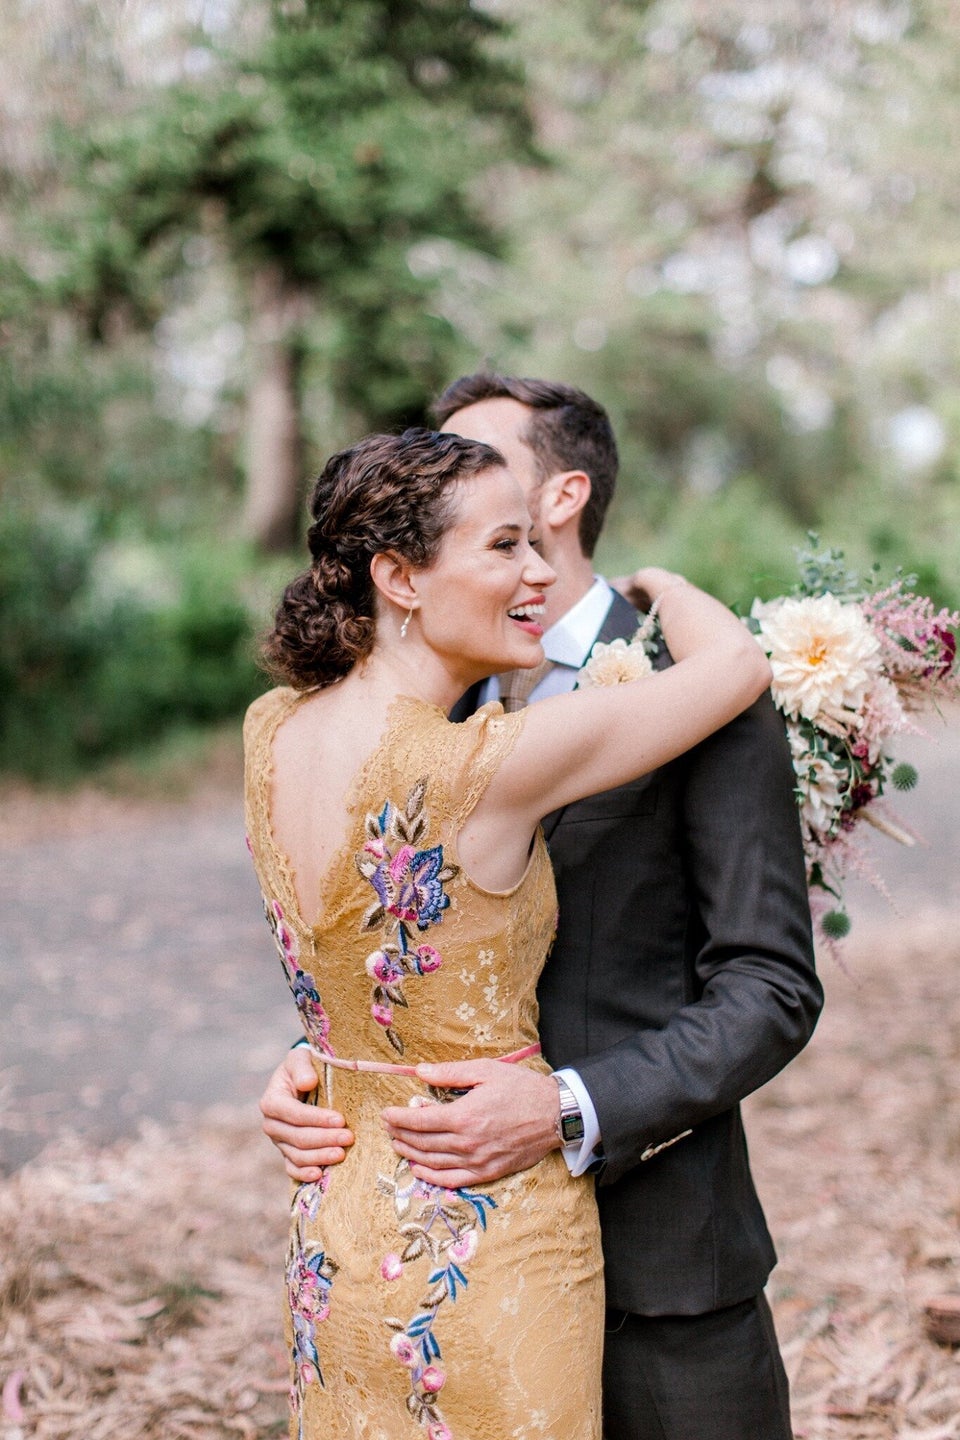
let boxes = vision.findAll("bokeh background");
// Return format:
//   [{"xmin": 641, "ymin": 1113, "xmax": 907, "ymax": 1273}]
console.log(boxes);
[
  {"xmin": 3, "ymin": 0, "xmax": 960, "ymax": 781},
  {"xmin": 3, "ymin": 5, "xmax": 960, "ymax": 1438}
]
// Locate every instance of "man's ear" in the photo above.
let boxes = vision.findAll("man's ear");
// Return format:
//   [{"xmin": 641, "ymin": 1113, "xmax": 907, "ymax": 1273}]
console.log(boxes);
[
  {"xmin": 369, "ymin": 551, "xmax": 418, "ymax": 612},
  {"xmin": 540, "ymin": 470, "xmax": 592, "ymax": 531}
]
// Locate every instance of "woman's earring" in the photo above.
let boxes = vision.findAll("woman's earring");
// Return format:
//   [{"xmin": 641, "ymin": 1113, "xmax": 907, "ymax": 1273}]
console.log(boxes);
[{"xmin": 399, "ymin": 606, "xmax": 414, "ymax": 640}]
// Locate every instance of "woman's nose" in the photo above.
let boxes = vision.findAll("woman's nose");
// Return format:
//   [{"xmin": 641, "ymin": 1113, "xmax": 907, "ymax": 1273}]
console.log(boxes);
[{"xmin": 525, "ymin": 548, "xmax": 556, "ymax": 589}]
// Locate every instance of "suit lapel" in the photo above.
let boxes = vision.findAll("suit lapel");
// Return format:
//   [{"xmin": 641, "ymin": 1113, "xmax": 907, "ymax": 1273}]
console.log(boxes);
[{"xmin": 585, "ymin": 590, "xmax": 642, "ymax": 651}]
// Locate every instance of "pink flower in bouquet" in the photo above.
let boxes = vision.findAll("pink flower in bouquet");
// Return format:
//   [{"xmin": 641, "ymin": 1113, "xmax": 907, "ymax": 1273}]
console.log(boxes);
[
  {"xmin": 861, "ymin": 584, "xmax": 960, "ymax": 704},
  {"xmin": 855, "ymin": 675, "xmax": 910, "ymax": 765}
]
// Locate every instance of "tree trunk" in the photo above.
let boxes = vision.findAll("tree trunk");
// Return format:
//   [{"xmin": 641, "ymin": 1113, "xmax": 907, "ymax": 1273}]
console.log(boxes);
[{"xmin": 242, "ymin": 267, "xmax": 307, "ymax": 552}]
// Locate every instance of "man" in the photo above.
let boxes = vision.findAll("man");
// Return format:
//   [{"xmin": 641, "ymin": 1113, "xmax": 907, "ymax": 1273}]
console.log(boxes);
[{"xmin": 259, "ymin": 374, "xmax": 822, "ymax": 1439}]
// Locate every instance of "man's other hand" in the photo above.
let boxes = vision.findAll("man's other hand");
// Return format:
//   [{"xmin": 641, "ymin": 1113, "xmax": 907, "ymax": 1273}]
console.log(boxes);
[{"xmin": 382, "ymin": 1061, "xmax": 561, "ymax": 1188}]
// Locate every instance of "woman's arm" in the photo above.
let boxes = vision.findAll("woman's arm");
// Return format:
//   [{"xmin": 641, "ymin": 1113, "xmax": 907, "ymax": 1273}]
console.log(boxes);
[{"xmin": 483, "ymin": 569, "xmax": 771, "ymax": 834}]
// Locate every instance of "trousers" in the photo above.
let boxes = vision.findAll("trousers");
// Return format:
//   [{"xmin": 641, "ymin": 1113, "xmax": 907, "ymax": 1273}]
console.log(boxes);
[{"xmin": 601, "ymin": 1293, "xmax": 792, "ymax": 1440}]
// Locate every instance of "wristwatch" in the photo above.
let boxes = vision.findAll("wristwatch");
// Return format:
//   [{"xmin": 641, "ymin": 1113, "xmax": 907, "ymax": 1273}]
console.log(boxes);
[{"xmin": 553, "ymin": 1076, "xmax": 585, "ymax": 1146}]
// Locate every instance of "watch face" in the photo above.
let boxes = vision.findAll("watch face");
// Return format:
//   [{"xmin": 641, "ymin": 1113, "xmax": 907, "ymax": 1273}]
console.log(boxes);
[{"xmin": 560, "ymin": 1112, "xmax": 585, "ymax": 1144}]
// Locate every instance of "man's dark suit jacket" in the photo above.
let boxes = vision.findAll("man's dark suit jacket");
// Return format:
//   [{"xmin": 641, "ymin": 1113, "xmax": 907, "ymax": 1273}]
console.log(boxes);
[{"xmin": 455, "ymin": 590, "xmax": 821, "ymax": 1318}]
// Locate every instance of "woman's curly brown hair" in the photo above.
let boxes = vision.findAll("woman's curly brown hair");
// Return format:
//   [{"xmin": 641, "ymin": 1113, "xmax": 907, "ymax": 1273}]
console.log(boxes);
[{"xmin": 262, "ymin": 428, "xmax": 504, "ymax": 690}]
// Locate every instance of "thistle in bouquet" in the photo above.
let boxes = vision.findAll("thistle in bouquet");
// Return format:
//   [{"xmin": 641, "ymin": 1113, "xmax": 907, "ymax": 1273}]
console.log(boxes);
[{"xmin": 748, "ymin": 537, "xmax": 960, "ymax": 946}]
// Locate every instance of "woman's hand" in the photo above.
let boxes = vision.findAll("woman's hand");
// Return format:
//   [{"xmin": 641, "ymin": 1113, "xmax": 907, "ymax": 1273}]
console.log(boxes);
[
  {"xmin": 612, "ymin": 566, "xmax": 686, "ymax": 614},
  {"xmin": 259, "ymin": 1047, "xmax": 355, "ymax": 1182}
]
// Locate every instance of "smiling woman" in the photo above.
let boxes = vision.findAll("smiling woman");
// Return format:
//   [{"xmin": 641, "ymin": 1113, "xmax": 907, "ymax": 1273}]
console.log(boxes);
[
  {"xmin": 382, "ymin": 464, "xmax": 555, "ymax": 684},
  {"xmin": 243, "ymin": 426, "xmax": 768, "ymax": 1440}
]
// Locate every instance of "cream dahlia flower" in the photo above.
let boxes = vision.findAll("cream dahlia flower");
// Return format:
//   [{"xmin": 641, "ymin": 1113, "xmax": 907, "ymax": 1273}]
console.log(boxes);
[
  {"xmin": 753, "ymin": 593, "xmax": 882, "ymax": 725},
  {"xmin": 580, "ymin": 636, "xmax": 653, "ymax": 687}
]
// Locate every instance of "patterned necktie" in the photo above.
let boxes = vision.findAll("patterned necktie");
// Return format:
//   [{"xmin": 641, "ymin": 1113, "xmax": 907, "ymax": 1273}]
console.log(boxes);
[{"xmin": 497, "ymin": 657, "xmax": 556, "ymax": 713}]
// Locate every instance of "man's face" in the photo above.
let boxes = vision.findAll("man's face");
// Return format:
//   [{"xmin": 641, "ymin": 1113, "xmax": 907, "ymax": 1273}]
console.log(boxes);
[{"xmin": 439, "ymin": 398, "xmax": 545, "ymax": 528}]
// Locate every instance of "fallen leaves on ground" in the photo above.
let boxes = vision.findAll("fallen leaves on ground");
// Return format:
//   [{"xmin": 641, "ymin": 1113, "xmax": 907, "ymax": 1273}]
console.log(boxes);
[
  {"xmin": 0, "ymin": 1109, "xmax": 290, "ymax": 1439},
  {"xmin": 750, "ymin": 908, "xmax": 960, "ymax": 1439}
]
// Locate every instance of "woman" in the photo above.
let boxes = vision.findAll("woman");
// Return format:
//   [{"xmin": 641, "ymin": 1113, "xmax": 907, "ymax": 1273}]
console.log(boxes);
[{"xmin": 244, "ymin": 428, "xmax": 771, "ymax": 1440}]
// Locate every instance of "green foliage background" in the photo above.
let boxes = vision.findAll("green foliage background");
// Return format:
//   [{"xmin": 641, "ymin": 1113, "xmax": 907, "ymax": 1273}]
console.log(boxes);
[{"xmin": 2, "ymin": 0, "xmax": 959, "ymax": 778}]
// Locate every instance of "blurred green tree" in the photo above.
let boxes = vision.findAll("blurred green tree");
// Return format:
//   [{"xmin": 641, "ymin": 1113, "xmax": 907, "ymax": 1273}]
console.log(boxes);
[
  {"xmin": 54, "ymin": 0, "xmax": 535, "ymax": 549},
  {"xmin": 486, "ymin": 0, "xmax": 960, "ymax": 566}
]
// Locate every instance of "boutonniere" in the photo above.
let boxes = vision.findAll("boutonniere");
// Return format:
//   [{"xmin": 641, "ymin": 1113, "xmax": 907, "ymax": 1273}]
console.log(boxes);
[{"xmin": 580, "ymin": 604, "xmax": 662, "ymax": 688}]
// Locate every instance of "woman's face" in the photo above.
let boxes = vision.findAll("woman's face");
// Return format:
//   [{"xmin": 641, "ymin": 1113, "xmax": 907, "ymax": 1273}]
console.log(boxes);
[{"xmin": 411, "ymin": 466, "xmax": 556, "ymax": 680}]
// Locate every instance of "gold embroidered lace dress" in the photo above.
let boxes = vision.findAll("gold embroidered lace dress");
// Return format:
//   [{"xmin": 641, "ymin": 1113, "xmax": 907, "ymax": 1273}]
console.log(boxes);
[{"xmin": 244, "ymin": 688, "xmax": 603, "ymax": 1440}]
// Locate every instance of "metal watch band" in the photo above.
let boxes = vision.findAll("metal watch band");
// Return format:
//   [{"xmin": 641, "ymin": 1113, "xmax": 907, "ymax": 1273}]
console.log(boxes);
[{"xmin": 554, "ymin": 1076, "xmax": 585, "ymax": 1146}]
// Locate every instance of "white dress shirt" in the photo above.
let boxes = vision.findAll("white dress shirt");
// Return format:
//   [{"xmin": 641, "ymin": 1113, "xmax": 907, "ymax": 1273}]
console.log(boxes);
[{"xmin": 479, "ymin": 575, "xmax": 615, "ymax": 1175}]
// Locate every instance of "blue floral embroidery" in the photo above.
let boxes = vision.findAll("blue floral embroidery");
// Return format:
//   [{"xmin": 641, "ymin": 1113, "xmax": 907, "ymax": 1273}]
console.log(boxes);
[
  {"xmin": 263, "ymin": 897, "xmax": 333, "ymax": 1057},
  {"xmin": 286, "ymin": 1177, "xmax": 336, "ymax": 1436},
  {"xmin": 379, "ymin": 1157, "xmax": 496, "ymax": 1437},
  {"xmin": 355, "ymin": 779, "xmax": 458, "ymax": 1054}
]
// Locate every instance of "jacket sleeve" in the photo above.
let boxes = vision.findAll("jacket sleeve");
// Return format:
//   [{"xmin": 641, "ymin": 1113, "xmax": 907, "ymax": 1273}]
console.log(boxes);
[{"xmin": 572, "ymin": 691, "xmax": 823, "ymax": 1187}]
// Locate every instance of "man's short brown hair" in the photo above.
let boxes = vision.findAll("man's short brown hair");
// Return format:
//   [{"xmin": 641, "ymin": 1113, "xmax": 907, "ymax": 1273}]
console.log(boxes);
[{"xmin": 431, "ymin": 373, "xmax": 618, "ymax": 558}]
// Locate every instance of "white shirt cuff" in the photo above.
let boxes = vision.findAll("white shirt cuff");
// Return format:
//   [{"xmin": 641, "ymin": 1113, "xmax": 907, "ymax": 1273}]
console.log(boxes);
[{"xmin": 553, "ymin": 1067, "xmax": 602, "ymax": 1176}]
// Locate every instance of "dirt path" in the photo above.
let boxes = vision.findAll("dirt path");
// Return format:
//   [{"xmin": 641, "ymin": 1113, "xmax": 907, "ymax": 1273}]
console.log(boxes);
[{"xmin": 0, "ymin": 794, "xmax": 293, "ymax": 1174}]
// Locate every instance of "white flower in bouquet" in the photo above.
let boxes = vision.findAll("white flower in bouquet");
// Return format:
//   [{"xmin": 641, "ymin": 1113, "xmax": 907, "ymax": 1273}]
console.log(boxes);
[
  {"xmin": 786, "ymin": 722, "xmax": 846, "ymax": 841},
  {"xmin": 752, "ymin": 592, "xmax": 882, "ymax": 726},
  {"xmin": 580, "ymin": 635, "xmax": 653, "ymax": 687}
]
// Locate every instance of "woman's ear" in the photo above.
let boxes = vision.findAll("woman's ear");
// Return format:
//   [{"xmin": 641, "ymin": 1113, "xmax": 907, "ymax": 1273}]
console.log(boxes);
[{"xmin": 369, "ymin": 551, "xmax": 418, "ymax": 612}]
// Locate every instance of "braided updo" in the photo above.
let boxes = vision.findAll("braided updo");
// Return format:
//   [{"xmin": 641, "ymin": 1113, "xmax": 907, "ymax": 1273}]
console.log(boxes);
[{"xmin": 262, "ymin": 428, "xmax": 505, "ymax": 689}]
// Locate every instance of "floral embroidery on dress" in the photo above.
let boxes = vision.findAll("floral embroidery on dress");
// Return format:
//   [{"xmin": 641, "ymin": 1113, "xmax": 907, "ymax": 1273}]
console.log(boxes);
[
  {"xmin": 263, "ymin": 897, "xmax": 333, "ymax": 1057},
  {"xmin": 356, "ymin": 779, "xmax": 458, "ymax": 1054},
  {"xmin": 287, "ymin": 1177, "xmax": 337, "ymax": 1437},
  {"xmin": 379, "ymin": 1155, "xmax": 496, "ymax": 1437}
]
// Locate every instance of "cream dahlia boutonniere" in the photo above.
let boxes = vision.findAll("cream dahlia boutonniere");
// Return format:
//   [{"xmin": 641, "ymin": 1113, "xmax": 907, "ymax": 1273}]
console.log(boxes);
[
  {"xmin": 580, "ymin": 608, "xmax": 660, "ymax": 688},
  {"xmin": 580, "ymin": 635, "xmax": 654, "ymax": 687}
]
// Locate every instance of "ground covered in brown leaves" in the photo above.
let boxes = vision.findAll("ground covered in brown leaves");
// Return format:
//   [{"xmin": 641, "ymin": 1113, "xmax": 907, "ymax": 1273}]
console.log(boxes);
[
  {"xmin": 2, "ymin": 911, "xmax": 960, "ymax": 1440},
  {"xmin": 749, "ymin": 909, "xmax": 960, "ymax": 1440}
]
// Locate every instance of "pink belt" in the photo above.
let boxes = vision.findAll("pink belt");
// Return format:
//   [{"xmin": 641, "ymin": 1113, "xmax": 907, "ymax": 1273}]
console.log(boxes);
[{"xmin": 308, "ymin": 1041, "xmax": 541, "ymax": 1077}]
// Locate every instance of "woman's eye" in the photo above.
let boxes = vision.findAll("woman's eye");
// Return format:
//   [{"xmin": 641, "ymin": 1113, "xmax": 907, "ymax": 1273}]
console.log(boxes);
[
  {"xmin": 528, "ymin": 535, "xmax": 543, "ymax": 552},
  {"xmin": 494, "ymin": 538, "xmax": 518, "ymax": 553}
]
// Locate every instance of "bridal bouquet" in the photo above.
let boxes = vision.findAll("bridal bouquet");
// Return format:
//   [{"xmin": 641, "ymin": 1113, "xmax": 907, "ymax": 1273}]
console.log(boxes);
[
  {"xmin": 748, "ymin": 541, "xmax": 959, "ymax": 945},
  {"xmin": 585, "ymin": 540, "xmax": 960, "ymax": 947}
]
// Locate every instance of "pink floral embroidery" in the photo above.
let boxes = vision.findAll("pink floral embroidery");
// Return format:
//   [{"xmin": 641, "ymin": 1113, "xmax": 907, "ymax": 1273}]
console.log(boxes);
[
  {"xmin": 255, "ymin": 892, "xmax": 339, "ymax": 1436},
  {"xmin": 356, "ymin": 780, "xmax": 458, "ymax": 1054},
  {"xmin": 381, "ymin": 1253, "xmax": 404, "ymax": 1281}
]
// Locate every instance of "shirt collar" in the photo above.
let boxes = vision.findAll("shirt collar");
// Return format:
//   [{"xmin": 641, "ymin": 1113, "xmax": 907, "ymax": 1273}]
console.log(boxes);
[{"xmin": 542, "ymin": 576, "xmax": 616, "ymax": 668}]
